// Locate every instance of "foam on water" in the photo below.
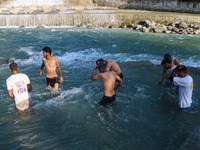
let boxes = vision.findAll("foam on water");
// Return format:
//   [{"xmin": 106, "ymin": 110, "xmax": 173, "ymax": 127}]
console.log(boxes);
[
  {"xmin": 12, "ymin": 45, "xmax": 200, "ymax": 68},
  {"xmin": 34, "ymin": 87, "xmax": 83, "ymax": 109}
]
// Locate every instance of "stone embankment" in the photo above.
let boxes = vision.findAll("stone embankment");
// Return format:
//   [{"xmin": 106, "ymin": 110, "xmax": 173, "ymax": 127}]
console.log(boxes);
[{"xmin": 84, "ymin": 20, "xmax": 200, "ymax": 35}]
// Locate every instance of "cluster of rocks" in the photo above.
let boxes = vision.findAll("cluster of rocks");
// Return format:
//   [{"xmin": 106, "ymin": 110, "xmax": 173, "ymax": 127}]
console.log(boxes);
[
  {"xmin": 133, "ymin": 20, "xmax": 200, "ymax": 35},
  {"xmin": 84, "ymin": 20, "xmax": 200, "ymax": 35}
]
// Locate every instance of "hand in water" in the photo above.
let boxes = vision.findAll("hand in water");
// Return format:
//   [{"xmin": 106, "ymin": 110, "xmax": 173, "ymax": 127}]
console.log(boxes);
[{"xmin": 60, "ymin": 77, "xmax": 63, "ymax": 83}]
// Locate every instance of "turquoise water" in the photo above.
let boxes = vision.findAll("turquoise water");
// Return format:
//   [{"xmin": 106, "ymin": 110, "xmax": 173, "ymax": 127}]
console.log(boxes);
[{"xmin": 0, "ymin": 28, "xmax": 200, "ymax": 150}]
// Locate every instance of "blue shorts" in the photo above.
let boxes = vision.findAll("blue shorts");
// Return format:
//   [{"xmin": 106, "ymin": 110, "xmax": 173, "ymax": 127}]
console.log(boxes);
[
  {"xmin": 180, "ymin": 106, "xmax": 191, "ymax": 112},
  {"xmin": 174, "ymin": 86, "xmax": 179, "ymax": 95}
]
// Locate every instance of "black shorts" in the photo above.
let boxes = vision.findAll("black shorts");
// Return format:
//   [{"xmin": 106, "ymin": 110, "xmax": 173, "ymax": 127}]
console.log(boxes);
[
  {"xmin": 46, "ymin": 77, "xmax": 59, "ymax": 87},
  {"xmin": 116, "ymin": 72, "xmax": 123, "ymax": 82},
  {"xmin": 99, "ymin": 94, "xmax": 116, "ymax": 106}
]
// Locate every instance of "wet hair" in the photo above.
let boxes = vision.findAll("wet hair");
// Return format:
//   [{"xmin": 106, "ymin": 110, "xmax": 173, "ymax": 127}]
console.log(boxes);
[
  {"xmin": 98, "ymin": 62, "xmax": 106, "ymax": 69},
  {"xmin": 9, "ymin": 63, "xmax": 18, "ymax": 71},
  {"xmin": 96, "ymin": 59, "xmax": 104, "ymax": 65},
  {"xmin": 164, "ymin": 54, "xmax": 171, "ymax": 59},
  {"xmin": 161, "ymin": 58, "xmax": 171, "ymax": 65},
  {"xmin": 42, "ymin": 46, "xmax": 52, "ymax": 55},
  {"xmin": 178, "ymin": 65, "xmax": 187, "ymax": 74}
]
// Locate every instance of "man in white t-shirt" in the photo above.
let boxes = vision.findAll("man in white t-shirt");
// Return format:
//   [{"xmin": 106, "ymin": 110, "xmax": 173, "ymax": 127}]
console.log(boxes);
[
  {"xmin": 173, "ymin": 65, "xmax": 193, "ymax": 112},
  {"xmin": 6, "ymin": 63, "xmax": 33, "ymax": 112}
]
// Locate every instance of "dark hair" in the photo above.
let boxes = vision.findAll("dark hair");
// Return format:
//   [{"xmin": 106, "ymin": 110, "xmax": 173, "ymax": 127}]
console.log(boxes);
[
  {"xmin": 9, "ymin": 63, "xmax": 18, "ymax": 71},
  {"xmin": 42, "ymin": 46, "xmax": 52, "ymax": 55},
  {"xmin": 164, "ymin": 54, "xmax": 171, "ymax": 59},
  {"xmin": 178, "ymin": 65, "xmax": 187, "ymax": 74},
  {"xmin": 98, "ymin": 62, "xmax": 106, "ymax": 69},
  {"xmin": 161, "ymin": 58, "xmax": 171, "ymax": 65},
  {"xmin": 96, "ymin": 59, "xmax": 104, "ymax": 65}
]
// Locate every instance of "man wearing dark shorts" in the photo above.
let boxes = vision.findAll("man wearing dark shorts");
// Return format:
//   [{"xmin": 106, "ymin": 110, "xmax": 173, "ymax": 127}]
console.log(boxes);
[
  {"xmin": 91, "ymin": 62, "xmax": 123, "ymax": 106},
  {"xmin": 40, "ymin": 47, "xmax": 63, "ymax": 91}
]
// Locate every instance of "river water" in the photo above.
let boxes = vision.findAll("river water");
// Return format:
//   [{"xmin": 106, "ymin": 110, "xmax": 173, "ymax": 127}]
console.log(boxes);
[{"xmin": 0, "ymin": 28, "xmax": 200, "ymax": 150}]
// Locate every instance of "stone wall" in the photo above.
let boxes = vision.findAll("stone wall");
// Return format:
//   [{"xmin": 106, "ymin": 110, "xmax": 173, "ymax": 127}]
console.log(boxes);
[
  {"xmin": 93, "ymin": 0, "xmax": 200, "ymax": 13},
  {"xmin": 0, "ymin": 9, "xmax": 200, "ymax": 27}
]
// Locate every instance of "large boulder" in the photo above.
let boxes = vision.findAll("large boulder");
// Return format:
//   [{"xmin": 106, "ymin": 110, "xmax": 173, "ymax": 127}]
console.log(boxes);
[
  {"xmin": 167, "ymin": 26, "xmax": 174, "ymax": 31},
  {"xmin": 36, "ymin": 25, "xmax": 45, "ymax": 29},
  {"xmin": 142, "ymin": 27, "xmax": 149, "ymax": 33},
  {"xmin": 88, "ymin": 24, "xmax": 96, "ymax": 29},
  {"xmin": 194, "ymin": 30, "xmax": 200, "ymax": 34},
  {"xmin": 103, "ymin": 23, "xmax": 111, "ymax": 29},
  {"xmin": 179, "ymin": 22, "xmax": 188, "ymax": 29}
]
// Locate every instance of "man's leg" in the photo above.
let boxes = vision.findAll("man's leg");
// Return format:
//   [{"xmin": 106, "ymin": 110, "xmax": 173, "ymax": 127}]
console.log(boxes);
[{"xmin": 54, "ymin": 83, "xmax": 59, "ymax": 91}]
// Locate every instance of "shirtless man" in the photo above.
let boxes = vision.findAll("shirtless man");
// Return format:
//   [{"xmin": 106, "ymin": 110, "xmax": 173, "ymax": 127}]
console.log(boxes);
[
  {"xmin": 40, "ymin": 47, "xmax": 63, "ymax": 91},
  {"xmin": 91, "ymin": 62, "xmax": 123, "ymax": 106},
  {"xmin": 96, "ymin": 59, "xmax": 123, "ymax": 81},
  {"xmin": 159, "ymin": 54, "xmax": 180, "ymax": 84}
]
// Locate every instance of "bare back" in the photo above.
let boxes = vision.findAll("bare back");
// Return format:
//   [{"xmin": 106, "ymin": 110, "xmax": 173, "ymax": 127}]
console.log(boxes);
[
  {"xmin": 100, "ymin": 71, "xmax": 117, "ymax": 97},
  {"xmin": 43, "ymin": 56, "xmax": 58, "ymax": 78},
  {"xmin": 106, "ymin": 59, "xmax": 121, "ymax": 75}
]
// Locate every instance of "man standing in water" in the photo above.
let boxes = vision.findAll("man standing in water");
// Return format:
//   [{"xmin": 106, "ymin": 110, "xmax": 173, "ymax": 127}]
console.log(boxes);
[
  {"xmin": 159, "ymin": 54, "xmax": 180, "ymax": 84},
  {"xmin": 172, "ymin": 65, "xmax": 193, "ymax": 112},
  {"xmin": 40, "ymin": 47, "xmax": 63, "ymax": 91},
  {"xmin": 96, "ymin": 59, "xmax": 123, "ymax": 81},
  {"xmin": 91, "ymin": 62, "xmax": 123, "ymax": 106},
  {"xmin": 6, "ymin": 63, "xmax": 33, "ymax": 112}
]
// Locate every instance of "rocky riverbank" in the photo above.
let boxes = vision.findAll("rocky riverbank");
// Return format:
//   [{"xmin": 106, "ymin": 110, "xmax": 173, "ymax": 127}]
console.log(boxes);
[{"xmin": 83, "ymin": 20, "xmax": 200, "ymax": 35}]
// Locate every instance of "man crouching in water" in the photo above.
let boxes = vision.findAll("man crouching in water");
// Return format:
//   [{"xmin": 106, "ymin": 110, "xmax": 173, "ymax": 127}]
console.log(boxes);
[
  {"xmin": 91, "ymin": 62, "xmax": 123, "ymax": 106},
  {"xmin": 40, "ymin": 47, "xmax": 63, "ymax": 91}
]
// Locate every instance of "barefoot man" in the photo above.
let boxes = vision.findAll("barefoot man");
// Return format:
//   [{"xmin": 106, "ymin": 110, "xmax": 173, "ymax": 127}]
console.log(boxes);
[
  {"xmin": 40, "ymin": 47, "xmax": 63, "ymax": 91},
  {"xmin": 91, "ymin": 62, "xmax": 123, "ymax": 106}
]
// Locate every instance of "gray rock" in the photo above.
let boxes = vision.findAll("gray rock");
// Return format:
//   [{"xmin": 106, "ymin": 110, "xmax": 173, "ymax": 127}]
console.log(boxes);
[
  {"xmin": 110, "ymin": 24, "xmax": 119, "ymax": 29},
  {"xmin": 88, "ymin": 24, "xmax": 96, "ymax": 29},
  {"xmin": 19, "ymin": 25, "xmax": 25, "ymax": 28},
  {"xmin": 173, "ymin": 28, "xmax": 180, "ymax": 33},
  {"xmin": 142, "ymin": 27, "xmax": 149, "ymax": 33},
  {"xmin": 103, "ymin": 23, "xmax": 111, "ymax": 29},
  {"xmin": 167, "ymin": 26, "xmax": 174, "ymax": 31},
  {"xmin": 164, "ymin": 30, "xmax": 171, "ymax": 34},
  {"xmin": 36, "ymin": 25, "xmax": 45, "ymax": 29},
  {"xmin": 179, "ymin": 22, "xmax": 188, "ymax": 29},
  {"xmin": 194, "ymin": 30, "xmax": 200, "ymax": 34},
  {"xmin": 135, "ymin": 25, "xmax": 142, "ymax": 30},
  {"xmin": 153, "ymin": 27, "xmax": 163, "ymax": 33}
]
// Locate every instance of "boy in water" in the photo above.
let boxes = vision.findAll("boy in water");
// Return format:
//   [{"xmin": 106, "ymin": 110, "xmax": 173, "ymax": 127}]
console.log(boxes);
[
  {"xmin": 6, "ymin": 63, "xmax": 33, "ymax": 112},
  {"xmin": 40, "ymin": 47, "xmax": 63, "ymax": 91}
]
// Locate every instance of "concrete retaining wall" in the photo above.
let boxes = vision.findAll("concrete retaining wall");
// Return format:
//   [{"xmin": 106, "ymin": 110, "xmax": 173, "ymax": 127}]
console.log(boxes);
[
  {"xmin": 93, "ymin": 0, "xmax": 200, "ymax": 13},
  {"xmin": 0, "ymin": 10, "xmax": 199, "ymax": 27}
]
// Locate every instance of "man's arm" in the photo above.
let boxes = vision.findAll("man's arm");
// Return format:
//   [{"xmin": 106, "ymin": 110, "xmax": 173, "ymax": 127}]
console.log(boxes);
[
  {"xmin": 174, "ymin": 58, "xmax": 180, "ymax": 66},
  {"xmin": 159, "ymin": 65, "xmax": 166, "ymax": 84},
  {"xmin": 114, "ymin": 75, "xmax": 123, "ymax": 91},
  {"xmin": 27, "ymin": 83, "xmax": 32, "ymax": 92},
  {"xmin": 105, "ymin": 61, "xmax": 111, "ymax": 72},
  {"xmin": 7, "ymin": 90, "xmax": 14, "ymax": 98},
  {"xmin": 91, "ymin": 66, "xmax": 101, "ymax": 81},
  {"xmin": 56, "ymin": 58, "xmax": 63, "ymax": 83},
  {"xmin": 40, "ymin": 59, "xmax": 45, "ymax": 76}
]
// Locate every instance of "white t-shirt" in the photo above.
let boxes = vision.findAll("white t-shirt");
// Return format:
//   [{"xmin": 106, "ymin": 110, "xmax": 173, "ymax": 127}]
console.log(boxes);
[
  {"xmin": 173, "ymin": 75, "xmax": 193, "ymax": 108},
  {"xmin": 6, "ymin": 73, "xmax": 31, "ymax": 105}
]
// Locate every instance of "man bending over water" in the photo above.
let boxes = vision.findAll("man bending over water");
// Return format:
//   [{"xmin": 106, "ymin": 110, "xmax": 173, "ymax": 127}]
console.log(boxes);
[
  {"xmin": 40, "ymin": 47, "xmax": 63, "ymax": 91},
  {"xmin": 91, "ymin": 62, "xmax": 123, "ymax": 106},
  {"xmin": 96, "ymin": 59, "xmax": 123, "ymax": 82}
]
